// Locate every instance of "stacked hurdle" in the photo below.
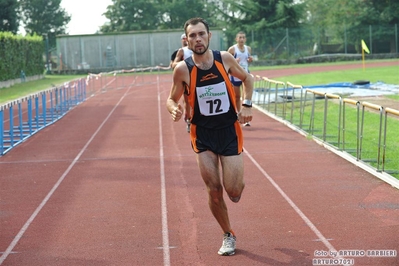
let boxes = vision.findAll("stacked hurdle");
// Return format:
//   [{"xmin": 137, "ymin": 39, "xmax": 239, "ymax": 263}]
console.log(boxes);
[{"xmin": 0, "ymin": 79, "xmax": 86, "ymax": 156}]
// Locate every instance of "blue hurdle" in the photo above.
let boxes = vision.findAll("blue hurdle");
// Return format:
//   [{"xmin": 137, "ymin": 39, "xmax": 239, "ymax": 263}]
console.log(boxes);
[{"xmin": 0, "ymin": 78, "xmax": 86, "ymax": 156}]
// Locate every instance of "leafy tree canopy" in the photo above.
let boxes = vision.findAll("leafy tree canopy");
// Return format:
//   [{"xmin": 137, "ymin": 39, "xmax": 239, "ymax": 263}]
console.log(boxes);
[
  {"xmin": 19, "ymin": 0, "xmax": 71, "ymax": 36},
  {"xmin": 0, "ymin": 0, "xmax": 20, "ymax": 33},
  {"xmin": 100, "ymin": 0, "xmax": 305, "ymax": 46},
  {"xmin": 101, "ymin": 0, "xmax": 221, "ymax": 32}
]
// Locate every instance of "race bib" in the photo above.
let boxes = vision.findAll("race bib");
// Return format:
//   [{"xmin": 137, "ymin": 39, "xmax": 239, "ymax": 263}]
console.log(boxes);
[{"xmin": 196, "ymin": 82, "xmax": 230, "ymax": 116}]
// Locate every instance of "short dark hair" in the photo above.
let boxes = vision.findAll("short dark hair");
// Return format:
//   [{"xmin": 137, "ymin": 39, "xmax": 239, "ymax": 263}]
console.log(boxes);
[{"xmin": 184, "ymin": 17, "xmax": 210, "ymax": 35}]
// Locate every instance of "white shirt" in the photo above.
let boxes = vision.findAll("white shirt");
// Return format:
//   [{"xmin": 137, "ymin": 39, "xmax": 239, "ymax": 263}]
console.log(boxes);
[
  {"xmin": 183, "ymin": 46, "xmax": 193, "ymax": 60},
  {"xmin": 232, "ymin": 44, "xmax": 250, "ymax": 82}
]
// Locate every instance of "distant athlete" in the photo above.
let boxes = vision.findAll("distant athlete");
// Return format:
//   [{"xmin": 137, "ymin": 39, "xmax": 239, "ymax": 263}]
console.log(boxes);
[
  {"xmin": 171, "ymin": 34, "xmax": 193, "ymax": 69},
  {"xmin": 228, "ymin": 31, "xmax": 253, "ymax": 126},
  {"xmin": 170, "ymin": 33, "xmax": 188, "ymax": 68},
  {"xmin": 171, "ymin": 33, "xmax": 194, "ymax": 133}
]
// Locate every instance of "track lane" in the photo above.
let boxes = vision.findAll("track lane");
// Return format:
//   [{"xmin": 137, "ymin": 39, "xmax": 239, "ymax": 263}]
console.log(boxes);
[
  {"xmin": 1, "ymin": 80, "xmax": 168, "ymax": 265},
  {"xmin": 1, "ymin": 65, "xmax": 398, "ymax": 265}
]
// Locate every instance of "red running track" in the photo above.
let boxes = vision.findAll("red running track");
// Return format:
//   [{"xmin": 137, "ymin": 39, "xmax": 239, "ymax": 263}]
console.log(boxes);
[{"xmin": 1, "ymin": 63, "xmax": 398, "ymax": 266}]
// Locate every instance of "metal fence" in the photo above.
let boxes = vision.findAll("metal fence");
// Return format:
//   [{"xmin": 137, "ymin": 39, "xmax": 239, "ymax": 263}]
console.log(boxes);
[
  {"xmin": 54, "ymin": 24, "xmax": 397, "ymax": 72},
  {"xmin": 234, "ymin": 24, "xmax": 399, "ymax": 60},
  {"xmin": 56, "ymin": 30, "xmax": 224, "ymax": 71},
  {"xmin": 253, "ymin": 76, "xmax": 399, "ymax": 183}
]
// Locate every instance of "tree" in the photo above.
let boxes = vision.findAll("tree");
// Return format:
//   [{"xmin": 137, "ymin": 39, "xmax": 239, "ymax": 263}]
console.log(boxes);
[
  {"xmin": 212, "ymin": 0, "xmax": 303, "ymax": 57},
  {"xmin": 0, "ymin": 0, "xmax": 20, "ymax": 33},
  {"xmin": 101, "ymin": 0, "xmax": 220, "ymax": 32},
  {"xmin": 304, "ymin": 0, "xmax": 399, "ymax": 53},
  {"xmin": 102, "ymin": 0, "xmax": 160, "ymax": 32},
  {"xmin": 19, "ymin": 0, "xmax": 71, "ymax": 47},
  {"xmin": 372, "ymin": 0, "xmax": 399, "ymax": 24},
  {"xmin": 215, "ymin": 0, "xmax": 303, "ymax": 32},
  {"xmin": 157, "ymin": 0, "xmax": 217, "ymax": 30}
]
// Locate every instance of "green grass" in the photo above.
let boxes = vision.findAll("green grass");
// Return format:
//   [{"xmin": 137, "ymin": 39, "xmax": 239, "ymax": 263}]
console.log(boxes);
[
  {"xmin": 271, "ymin": 66, "xmax": 399, "ymax": 86},
  {"xmin": 250, "ymin": 60, "xmax": 398, "ymax": 178},
  {"xmin": 303, "ymin": 100, "xmax": 398, "ymax": 175},
  {"xmin": 251, "ymin": 58, "xmax": 397, "ymax": 70},
  {"xmin": 257, "ymin": 98, "xmax": 399, "ymax": 177},
  {"xmin": 0, "ymin": 75, "xmax": 85, "ymax": 104},
  {"xmin": 387, "ymin": 94, "xmax": 399, "ymax": 101}
]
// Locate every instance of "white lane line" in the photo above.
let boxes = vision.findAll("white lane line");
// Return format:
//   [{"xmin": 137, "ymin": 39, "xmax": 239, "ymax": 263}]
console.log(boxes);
[
  {"xmin": 0, "ymin": 83, "xmax": 133, "ymax": 265},
  {"xmin": 244, "ymin": 149, "xmax": 344, "ymax": 258},
  {"xmin": 157, "ymin": 74, "xmax": 171, "ymax": 266}
]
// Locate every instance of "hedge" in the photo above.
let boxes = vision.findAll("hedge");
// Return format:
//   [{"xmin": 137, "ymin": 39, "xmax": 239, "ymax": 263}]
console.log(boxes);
[{"xmin": 0, "ymin": 32, "xmax": 44, "ymax": 81}]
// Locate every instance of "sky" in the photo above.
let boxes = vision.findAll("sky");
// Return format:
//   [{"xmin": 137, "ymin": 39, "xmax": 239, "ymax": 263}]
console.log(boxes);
[{"xmin": 61, "ymin": 0, "xmax": 113, "ymax": 35}]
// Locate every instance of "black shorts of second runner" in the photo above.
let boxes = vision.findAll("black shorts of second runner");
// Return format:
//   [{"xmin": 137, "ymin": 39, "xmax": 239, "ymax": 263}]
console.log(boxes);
[
  {"xmin": 192, "ymin": 123, "xmax": 243, "ymax": 156},
  {"xmin": 230, "ymin": 76, "xmax": 242, "ymax": 87},
  {"xmin": 230, "ymin": 70, "xmax": 250, "ymax": 87}
]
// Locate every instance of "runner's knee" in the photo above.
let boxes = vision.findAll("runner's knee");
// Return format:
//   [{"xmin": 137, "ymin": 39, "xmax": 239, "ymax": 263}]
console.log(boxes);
[{"xmin": 226, "ymin": 182, "xmax": 245, "ymax": 202}]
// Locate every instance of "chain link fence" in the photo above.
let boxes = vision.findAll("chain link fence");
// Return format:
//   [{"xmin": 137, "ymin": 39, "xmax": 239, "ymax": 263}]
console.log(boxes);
[
  {"xmin": 230, "ymin": 24, "xmax": 398, "ymax": 63},
  {"xmin": 55, "ymin": 24, "xmax": 397, "ymax": 72}
]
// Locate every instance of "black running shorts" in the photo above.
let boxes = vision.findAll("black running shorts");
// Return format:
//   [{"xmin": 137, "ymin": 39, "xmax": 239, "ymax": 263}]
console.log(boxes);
[{"xmin": 191, "ymin": 122, "xmax": 243, "ymax": 156}]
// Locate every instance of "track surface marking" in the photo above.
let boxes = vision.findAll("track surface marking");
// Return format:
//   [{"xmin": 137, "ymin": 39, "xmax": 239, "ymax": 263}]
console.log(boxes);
[{"xmin": 1, "ymin": 62, "xmax": 398, "ymax": 265}]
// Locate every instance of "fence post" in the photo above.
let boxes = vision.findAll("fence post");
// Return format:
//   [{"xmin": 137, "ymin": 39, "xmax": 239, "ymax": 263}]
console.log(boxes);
[
  {"xmin": 395, "ymin": 24, "xmax": 398, "ymax": 54},
  {"xmin": 306, "ymin": 89, "xmax": 325, "ymax": 135},
  {"xmin": 286, "ymin": 82, "xmax": 303, "ymax": 124},
  {"xmin": 360, "ymin": 101, "xmax": 383, "ymax": 171},
  {"xmin": 344, "ymin": 24, "xmax": 347, "ymax": 54},
  {"xmin": 382, "ymin": 108, "xmax": 399, "ymax": 173},
  {"xmin": 342, "ymin": 99, "xmax": 360, "ymax": 157},
  {"xmin": 369, "ymin": 25, "xmax": 372, "ymax": 53},
  {"xmin": 286, "ymin": 28, "xmax": 289, "ymax": 57},
  {"xmin": 325, "ymin": 93, "xmax": 342, "ymax": 147}
]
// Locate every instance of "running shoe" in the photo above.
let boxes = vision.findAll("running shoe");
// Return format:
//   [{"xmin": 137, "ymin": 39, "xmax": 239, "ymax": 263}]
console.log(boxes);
[
  {"xmin": 218, "ymin": 232, "xmax": 236, "ymax": 256},
  {"xmin": 186, "ymin": 120, "xmax": 191, "ymax": 133},
  {"xmin": 244, "ymin": 122, "xmax": 251, "ymax": 127}
]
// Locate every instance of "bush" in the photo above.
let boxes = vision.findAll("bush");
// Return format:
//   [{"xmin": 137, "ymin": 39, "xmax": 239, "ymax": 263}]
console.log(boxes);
[{"xmin": 0, "ymin": 32, "xmax": 44, "ymax": 81}]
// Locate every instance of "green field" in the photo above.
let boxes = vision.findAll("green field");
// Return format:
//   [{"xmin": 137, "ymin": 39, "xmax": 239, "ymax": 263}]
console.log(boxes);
[
  {"xmin": 0, "ymin": 75, "xmax": 85, "ymax": 104},
  {"xmin": 274, "ymin": 65, "xmax": 399, "ymax": 86},
  {"xmin": 250, "ymin": 60, "xmax": 398, "ymax": 178}
]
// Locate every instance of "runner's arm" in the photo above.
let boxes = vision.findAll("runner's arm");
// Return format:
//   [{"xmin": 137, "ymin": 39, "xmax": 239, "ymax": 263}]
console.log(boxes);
[{"xmin": 166, "ymin": 64, "xmax": 188, "ymax": 122}]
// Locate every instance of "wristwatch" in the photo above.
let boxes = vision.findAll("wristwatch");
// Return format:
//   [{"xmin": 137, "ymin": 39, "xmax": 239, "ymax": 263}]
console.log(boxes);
[{"xmin": 242, "ymin": 99, "xmax": 252, "ymax": 108}]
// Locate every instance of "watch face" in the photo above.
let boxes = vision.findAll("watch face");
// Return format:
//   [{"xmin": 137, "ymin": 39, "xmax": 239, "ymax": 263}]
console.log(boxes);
[{"xmin": 243, "ymin": 99, "xmax": 252, "ymax": 106}]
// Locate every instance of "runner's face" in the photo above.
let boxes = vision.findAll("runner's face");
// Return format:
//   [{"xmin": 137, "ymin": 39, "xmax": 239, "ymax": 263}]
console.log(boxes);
[
  {"xmin": 236, "ymin": 34, "xmax": 246, "ymax": 45},
  {"xmin": 181, "ymin": 38, "xmax": 187, "ymax": 47},
  {"xmin": 186, "ymin": 23, "xmax": 211, "ymax": 55}
]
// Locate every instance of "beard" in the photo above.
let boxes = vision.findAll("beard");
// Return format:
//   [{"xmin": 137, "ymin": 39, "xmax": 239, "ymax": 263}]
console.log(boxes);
[{"xmin": 191, "ymin": 41, "xmax": 209, "ymax": 55}]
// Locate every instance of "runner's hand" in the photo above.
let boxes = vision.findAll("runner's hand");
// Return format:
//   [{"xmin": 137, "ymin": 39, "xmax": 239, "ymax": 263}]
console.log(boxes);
[
  {"xmin": 238, "ymin": 106, "xmax": 252, "ymax": 124},
  {"xmin": 171, "ymin": 103, "xmax": 183, "ymax": 122}
]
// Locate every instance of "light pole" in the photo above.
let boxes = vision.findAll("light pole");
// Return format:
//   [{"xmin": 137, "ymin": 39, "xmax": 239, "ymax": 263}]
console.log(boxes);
[{"xmin": 44, "ymin": 33, "xmax": 51, "ymax": 74}]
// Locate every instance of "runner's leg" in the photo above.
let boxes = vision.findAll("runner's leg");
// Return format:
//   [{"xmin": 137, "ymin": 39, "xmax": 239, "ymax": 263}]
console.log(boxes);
[
  {"xmin": 196, "ymin": 151, "xmax": 232, "ymax": 233},
  {"xmin": 220, "ymin": 154, "xmax": 245, "ymax": 202}
]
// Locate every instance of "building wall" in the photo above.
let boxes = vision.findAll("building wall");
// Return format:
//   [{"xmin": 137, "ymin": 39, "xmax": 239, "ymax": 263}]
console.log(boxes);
[{"xmin": 56, "ymin": 30, "xmax": 224, "ymax": 71}]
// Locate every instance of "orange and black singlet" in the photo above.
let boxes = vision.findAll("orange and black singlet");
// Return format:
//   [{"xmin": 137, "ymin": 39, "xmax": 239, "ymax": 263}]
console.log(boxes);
[
  {"xmin": 184, "ymin": 50, "xmax": 243, "ymax": 155},
  {"xmin": 185, "ymin": 50, "xmax": 238, "ymax": 129}
]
